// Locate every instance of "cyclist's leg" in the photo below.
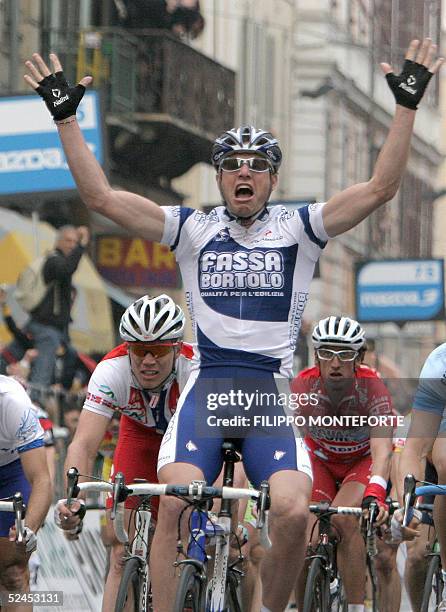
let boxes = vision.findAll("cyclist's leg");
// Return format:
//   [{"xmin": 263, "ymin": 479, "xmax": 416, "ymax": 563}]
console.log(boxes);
[
  {"xmin": 0, "ymin": 539, "xmax": 31, "ymax": 612},
  {"xmin": 295, "ymin": 453, "xmax": 337, "ymax": 611},
  {"xmin": 405, "ymin": 524, "xmax": 433, "ymax": 612},
  {"xmin": 404, "ymin": 457, "xmax": 437, "ymax": 612},
  {"xmin": 152, "ymin": 372, "xmax": 224, "ymax": 612},
  {"xmin": 102, "ymin": 509, "xmax": 138, "ymax": 612},
  {"xmin": 242, "ymin": 429, "xmax": 313, "ymax": 611},
  {"xmin": 331, "ymin": 456, "xmax": 371, "ymax": 605},
  {"xmin": 331, "ymin": 481, "xmax": 366, "ymax": 604},
  {"xmin": 372, "ymin": 454, "xmax": 401, "ymax": 612},
  {"xmin": 0, "ymin": 460, "xmax": 32, "ymax": 611},
  {"xmin": 101, "ymin": 417, "xmax": 162, "ymax": 611},
  {"xmin": 374, "ymin": 537, "xmax": 400, "ymax": 612},
  {"xmin": 432, "ymin": 433, "xmax": 446, "ymax": 570}
]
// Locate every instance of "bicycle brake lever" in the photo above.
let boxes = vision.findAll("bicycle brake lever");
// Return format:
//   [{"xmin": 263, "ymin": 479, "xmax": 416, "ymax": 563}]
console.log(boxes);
[
  {"xmin": 402, "ymin": 474, "xmax": 416, "ymax": 527},
  {"xmin": 66, "ymin": 467, "xmax": 80, "ymax": 507},
  {"xmin": 256, "ymin": 481, "xmax": 270, "ymax": 529},
  {"xmin": 367, "ymin": 502, "xmax": 378, "ymax": 537},
  {"xmin": 111, "ymin": 472, "xmax": 130, "ymax": 520},
  {"xmin": 13, "ymin": 492, "xmax": 25, "ymax": 544}
]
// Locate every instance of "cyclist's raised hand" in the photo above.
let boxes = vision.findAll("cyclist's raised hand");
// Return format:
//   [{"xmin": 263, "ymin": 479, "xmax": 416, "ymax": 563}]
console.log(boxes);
[
  {"xmin": 24, "ymin": 53, "xmax": 92, "ymax": 121},
  {"xmin": 380, "ymin": 38, "xmax": 444, "ymax": 109}
]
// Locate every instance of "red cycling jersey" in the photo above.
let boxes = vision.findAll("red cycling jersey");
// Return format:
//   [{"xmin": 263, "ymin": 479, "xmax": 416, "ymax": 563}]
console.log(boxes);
[
  {"xmin": 291, "ymin": 364, "xmax": 393, "ymax": 464},
  {"xmin": 83, "ymin": 342, "xmax": 194, "ymax": 511}
]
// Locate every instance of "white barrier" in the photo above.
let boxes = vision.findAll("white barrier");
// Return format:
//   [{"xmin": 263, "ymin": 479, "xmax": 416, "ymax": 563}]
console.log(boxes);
[{"xmin": 31, "ymin": 507, "xmax": 107, "ymax": 611}]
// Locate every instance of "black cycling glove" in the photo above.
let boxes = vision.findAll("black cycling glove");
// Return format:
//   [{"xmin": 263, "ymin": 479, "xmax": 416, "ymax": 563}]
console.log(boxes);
[
  {"xmin": 385, "ymin": 59, "xmax": 433, "ymax": 110},
  {"xmin": 36, "ymin": 71, "xmax": 86, "ymax": 121}
]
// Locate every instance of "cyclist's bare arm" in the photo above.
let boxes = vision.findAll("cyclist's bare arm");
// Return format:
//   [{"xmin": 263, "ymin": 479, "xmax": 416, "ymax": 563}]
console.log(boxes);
[
  {"xmin": 370, "ymin": 431, "xmax": 393, "ymax": 482},
  {"xmin": 57, "ymin": 410, "xmax": 111, "ymax": 529},
  {"xmin": 323, "ymin": 38, "xmax": 444, "ymax": 237},
  {"xmin": 20, "ymin": 446, "xmax": 52, "ymax": 532},
  {"xmin": 24, "ymin": 53, "xmax": 165, "ymax": 242},
  {"xmin": 396, "ymin": 409, "xmax": 439, "ymax": 503},
  {"xmin": 56, "ymin": 119, "xmax": 165, "ymax": 240},
  {"xmin": 64, "ymin": 409, "xmax": 111, "ymax": 486},
  {"xmin": 322, "ymin": 106, "xmax": 414, "ymax": 237}
]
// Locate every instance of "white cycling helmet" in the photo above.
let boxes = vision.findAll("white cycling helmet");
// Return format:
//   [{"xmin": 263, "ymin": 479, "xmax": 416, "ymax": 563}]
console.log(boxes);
[
  {"xmin": 312, "ymin": 316, "xmax": 365, "ymax": 351},
  {"xmin": 211, "ymin": 125, "xmax": 282, "ymax": 173},
  {"xmin": 119, "ymin": 294, "xmax": 185, "ymax": 342}
]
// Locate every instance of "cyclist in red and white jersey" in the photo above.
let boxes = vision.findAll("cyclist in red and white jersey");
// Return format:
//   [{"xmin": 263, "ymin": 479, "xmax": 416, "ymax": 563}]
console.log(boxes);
[
  {"xmin": 292, "ymin": 316, "xmax": 395, "ymax": 612},
  {"xmin": 54, "ymin": 294, "xmax": 192, "ymax": 611}
]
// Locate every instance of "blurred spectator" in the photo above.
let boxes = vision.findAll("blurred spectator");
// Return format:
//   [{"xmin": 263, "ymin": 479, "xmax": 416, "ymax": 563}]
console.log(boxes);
[
  {"xmin": 115, "ymin": 0, "xmax": 204, "ymax": 39},
  {"xmin": 21, "ymin": 226, "xmax": 89, "ymax": 398},
  {"xmin": 62, "ymin": 403, "xmax": 82, "ymax": 443},
  {"xmin": 5, "ymin": 349, "xmax": 38, "ymax": 381},
  {"xmin": 0, "ymin": 285, "xmax": 35, "ymax": 374}
]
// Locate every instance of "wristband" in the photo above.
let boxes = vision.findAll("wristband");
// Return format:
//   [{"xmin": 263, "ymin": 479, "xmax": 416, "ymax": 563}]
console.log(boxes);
[
  {"xmin": 363, "ymin": 482, "xmax": 387, "ymax": 504},
  {"xmin": 55, "ymin": 116, "xmax": 77, "ymax": 125}
]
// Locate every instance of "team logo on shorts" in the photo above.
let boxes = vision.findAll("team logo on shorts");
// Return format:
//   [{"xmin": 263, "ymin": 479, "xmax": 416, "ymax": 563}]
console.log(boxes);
[
  {"xmin": 274, "ymin": 450, "xmax": 286, "ymax": 461},
  {"xmin": 186, "ymin": 440, "xmax": 198, "ymax": 452}
]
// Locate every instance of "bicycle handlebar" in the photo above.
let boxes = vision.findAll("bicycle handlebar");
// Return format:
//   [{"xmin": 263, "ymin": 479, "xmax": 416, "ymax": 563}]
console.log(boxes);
[
  {"xmin": 309, "ymin": 503, "xmax": 362, "ymax": 516},
  {"xmin": 66, "ymin": 471, "xmax": 271, "ymax": 545},
  {"xmin": 415, "ymin": 484, "xmax": 446, "ymax": 497},
  {"xmin": 0, "ymin": 493, "xmax": 26, "ymax": 543}
]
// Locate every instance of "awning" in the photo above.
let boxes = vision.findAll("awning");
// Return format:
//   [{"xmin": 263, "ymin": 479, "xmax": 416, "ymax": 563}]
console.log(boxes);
[
  {"xmin": 103, "ymin": 281, "xmax": 135, "ymax": 308},
  {"xmin": 0, "ymin": 208, "xmax": 114, "ymax": 354}
]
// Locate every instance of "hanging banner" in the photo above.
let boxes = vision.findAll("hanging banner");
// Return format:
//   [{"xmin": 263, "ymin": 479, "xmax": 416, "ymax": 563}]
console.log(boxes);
[
  {"xmin": 355, "ymin": 258, "xmax": 445, "ymax": 323},
  {"xmin": 0, "ymin": 92, "xmax": 103, "ymax": 195}
]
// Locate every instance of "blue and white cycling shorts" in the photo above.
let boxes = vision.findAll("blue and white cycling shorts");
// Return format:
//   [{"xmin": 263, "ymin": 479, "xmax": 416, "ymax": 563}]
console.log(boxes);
[
  {"xmin": 0, "ymin": 459, "xmax": 31, "ymax": 537},
  {"xmin": 158, "ymin": 366, "xmax": 313, "ymax": 487}
]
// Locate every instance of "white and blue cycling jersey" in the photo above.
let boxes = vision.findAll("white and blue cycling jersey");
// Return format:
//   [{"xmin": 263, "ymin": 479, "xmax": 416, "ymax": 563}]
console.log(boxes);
[
  {"xmin": 0, "ymin": 375, "xmax": 44, "ymax": 535},
  {"xmin": 0, "ymin": 375, "xmax": 44, "ymax": 467},
  {"xmin": 413, "ymin": 343, "xmax": 446, "ymax": 431},
  {"xmin": 161, "ymin": 203, "xmax": 329, "ymax": 377}
]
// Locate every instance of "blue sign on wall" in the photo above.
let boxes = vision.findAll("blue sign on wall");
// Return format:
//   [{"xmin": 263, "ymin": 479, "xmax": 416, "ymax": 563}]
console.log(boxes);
[
  {"xmin": 0, "ymin": 92, "xmax": 103, "ymax": 195},
  {"xmin": 356, "ymin": 259, "xmax": 445, "ymax": 323}
]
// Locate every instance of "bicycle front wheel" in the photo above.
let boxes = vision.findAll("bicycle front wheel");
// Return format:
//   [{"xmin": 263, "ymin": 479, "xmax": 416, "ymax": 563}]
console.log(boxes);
[
  {"xmin": 173, "ymin": 563, "xmax": 204, "ymax": 612},
  {"xmin": 115, "ymin": 556, "xmax": 148, "ymax": 612},
  {"xmin": 421, "ymin": 554, "xmax": 444, "ymax": 612},
  {"xmin": 303, "ymin": 557, "xmax": 330, "ymax": 612}
]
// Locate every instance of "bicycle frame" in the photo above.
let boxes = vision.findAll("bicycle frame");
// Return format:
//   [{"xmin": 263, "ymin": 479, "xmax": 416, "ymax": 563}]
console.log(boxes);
[{"xmin": 180, "ymin": 444, "xmax": 243, "ymax": 611}]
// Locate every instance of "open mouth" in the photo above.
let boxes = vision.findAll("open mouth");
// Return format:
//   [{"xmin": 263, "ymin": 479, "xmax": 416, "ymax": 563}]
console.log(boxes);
[{"xmin": 235, "ymin": 184, "xmax": 254, "ymax": 199}]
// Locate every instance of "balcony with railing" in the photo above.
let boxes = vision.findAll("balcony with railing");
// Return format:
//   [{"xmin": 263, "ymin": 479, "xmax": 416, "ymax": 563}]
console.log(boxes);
[{"xmin": 42, "ymin": 28, "xmax": 235, "ymax": 181}]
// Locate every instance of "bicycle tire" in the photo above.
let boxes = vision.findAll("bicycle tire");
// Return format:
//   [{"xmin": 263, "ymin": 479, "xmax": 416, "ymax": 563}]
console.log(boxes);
[
  {"xmin": 173, "ymin": 563, "xmax": 204, "ymax": 612},
  {"xmin": 225, "ymin": 569, "xmax": 242, "ymax": 612},
  {"xmin": 366, "ymin": 553, "xmax": 379, "ymax": 612},
  {"xmin": 114, "ymin": 556, "xmax": 146, "ymax": 612},
  {"xmin": 421, "ymin": 554, "xmax": 444, "ymax": 612},
  {"xmin": 303, "ymin": 557, "xmax": 330, "ymax": 612}
]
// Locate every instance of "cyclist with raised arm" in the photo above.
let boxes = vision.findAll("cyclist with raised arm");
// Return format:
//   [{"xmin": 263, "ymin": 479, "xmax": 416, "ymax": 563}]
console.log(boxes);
[
  {"xmin": 292, "ymin": 316, "xmax": 395, "ymax": 612},
  {"xmin": 24, "ymin": 38, "xmax": 444, "ymax": 611},
  {"xmin": 54, "ymin": 294, "xmax": 192, "ymax": 611},
  {"xmin": 0, "ymin": 375, "xmax": 52, "ymax": 612},
  {"xmin": 394, "ymin": 342, "xmax": 446, "ymax": 611}
]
